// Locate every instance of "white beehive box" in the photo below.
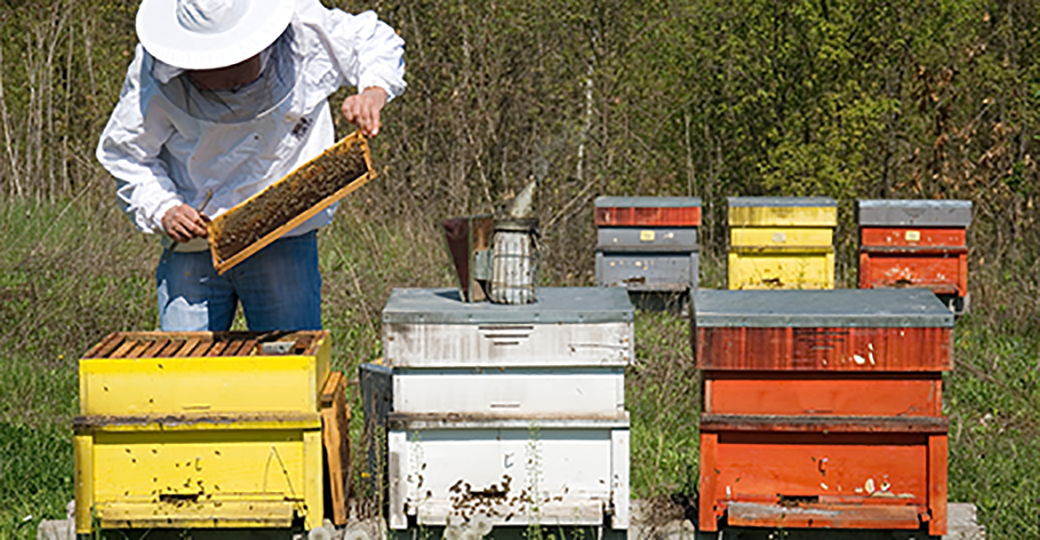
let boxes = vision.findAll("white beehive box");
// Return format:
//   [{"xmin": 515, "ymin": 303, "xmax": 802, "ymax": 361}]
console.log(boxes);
[
  {"xmin": 382, "ymin": 288, "xmax": 633, "ymax": 415},
  {"xmin": 387, "ymin": 415, "xmax": 629, "ymax": 530},
  {"xmin": 379, "ymin": 287, "xmax": 634, "ymax": 530}
]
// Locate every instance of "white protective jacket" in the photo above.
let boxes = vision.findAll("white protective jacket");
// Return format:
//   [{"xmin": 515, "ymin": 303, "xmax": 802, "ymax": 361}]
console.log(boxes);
[{"xmin": 97, "ymin": 0, "xmax": 405, "ymax": 249}]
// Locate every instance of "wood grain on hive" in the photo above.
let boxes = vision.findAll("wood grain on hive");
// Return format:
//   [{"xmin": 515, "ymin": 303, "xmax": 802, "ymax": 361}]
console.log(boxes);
[
  {"xmin": 207, "ymin": 131, "xmax": 375, "ymax": 274},
  {"xmin": 693, "ymin": 289, "xmax": 954, "ymax": 536},
  {"xmin": 75, "ymin": 330, "xmax": 333, "ymax": 534},
  {"xmin": 727, "ymin": 196, "xmax": 837, "ymax": 290},
  {"xmin": 594, "ymin": 196, "xmax": 702, "ymax": 292},
  {"xmin": 857, "ymin": 199, "xmax": 972, "ymax": 314},
  {"xmin": 79, "ymin": 330, "xmax": 331, "ymax": 416}
]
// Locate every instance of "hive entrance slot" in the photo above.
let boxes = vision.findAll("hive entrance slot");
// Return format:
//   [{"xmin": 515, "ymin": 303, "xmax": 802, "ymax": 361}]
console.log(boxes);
[
  {"xmin": 159, "ymin": 493, "xmax": 200, "ymax": 505},
  {"xmin": 778, "ymin": 494, "xmax": 819, "ymax": 507},
  {"xmin": 469, "ymin": 488, "xmax": 508, "ymax": 499}
]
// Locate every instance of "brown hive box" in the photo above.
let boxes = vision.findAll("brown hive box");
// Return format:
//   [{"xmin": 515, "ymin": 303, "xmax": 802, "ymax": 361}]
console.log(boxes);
[{"xmin": 207, "ymin": 130, "xmax": 375, "ymax": 274}]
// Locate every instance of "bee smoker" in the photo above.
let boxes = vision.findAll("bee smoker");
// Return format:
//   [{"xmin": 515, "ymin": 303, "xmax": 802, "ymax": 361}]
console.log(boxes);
[
  {"xmin": 488, "ymin": 217, "xmax": 539, "ymax": 304},
  {"xmin": 441, "ymin": 180, "xmax": 540, "ymax": 305}
]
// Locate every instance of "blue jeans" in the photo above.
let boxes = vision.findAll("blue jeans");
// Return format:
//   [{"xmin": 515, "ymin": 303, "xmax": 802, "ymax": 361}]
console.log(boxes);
[{"xmin": 156, "ymin": 231, "xmax": 322, "ymax": 332}]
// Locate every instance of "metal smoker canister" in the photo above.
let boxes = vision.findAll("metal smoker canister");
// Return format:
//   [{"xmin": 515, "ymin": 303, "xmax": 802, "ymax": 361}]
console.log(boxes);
[{"xmin": 488, "ymin": 218, "xmax": 539, "ymax": 304}]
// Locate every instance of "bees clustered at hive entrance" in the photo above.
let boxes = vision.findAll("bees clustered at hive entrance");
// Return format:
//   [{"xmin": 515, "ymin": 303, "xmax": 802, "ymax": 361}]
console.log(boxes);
[{"xmin": 211, "ymin": 136, "xmax": 370, "ymax": 263}]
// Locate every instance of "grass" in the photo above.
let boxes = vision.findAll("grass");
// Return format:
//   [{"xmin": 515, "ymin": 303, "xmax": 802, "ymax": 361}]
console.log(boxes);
[
  {"xmin": 628, "ymin": 310, "xmax": 700, "ymax": 498},
  {"xmin": 0, "ymin": 195, "xmax": 1038, "ymax": 538},
  {"xmin": 947, "ymin": 320, "xmax": 1040, "ymax": 538}
]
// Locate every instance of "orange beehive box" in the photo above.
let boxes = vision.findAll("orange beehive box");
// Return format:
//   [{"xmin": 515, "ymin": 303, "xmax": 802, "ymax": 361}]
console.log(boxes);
[
  {"xmin": 693, "ymin": 289, "xmax": 954, "ymax": 536},
  {"xmin": 857, "ymin": 200, "xmax": 972, "ymax": 314}
]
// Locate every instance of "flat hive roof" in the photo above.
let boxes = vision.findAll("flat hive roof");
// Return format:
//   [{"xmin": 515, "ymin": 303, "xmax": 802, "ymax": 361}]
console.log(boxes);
[
  {"xmin": 727, "ymin": 196, "xmax": 837, "ymax": 207},
  {"xmin": 858, "ymin": 199, "xmax": 973, "ymax": 227},
  {"xmin": 382, "ymin": 287, "xmax": 634, "ymax": 324},
  {"xmin": 595, "ymin": 196, "xmax": 702, "ymax": 208},
  {"xmin": 693, "ymin": 289, "xmax": 954, "ymax": 328}
]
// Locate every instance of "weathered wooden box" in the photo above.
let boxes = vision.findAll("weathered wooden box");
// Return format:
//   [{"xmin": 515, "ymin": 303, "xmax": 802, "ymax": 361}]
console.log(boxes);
[
  {"xmin": 858, "ymin": 199, "xmax": 972, "ymax": 313},
  {"xmin": 75, "ymin": 331, "xmax": 333, "ymax": 534},
  {"xmin": 594, "ymin": 196, "xmax": 701, "ymax": 291},
  {"xmin": 727, "ymin": 197, "xmax": 837, "ymax": 290},
  {"xmin": 383, "ymin": 287, "xmax": 631, "ymax": 414},
  {"xmin": 382, "ymin": 287, "xmax": 633, "ymax": 368},
  {"xmin": 79, "ymin": 331, "xmax": 330, "ymax": 415},
  {"xmin": 387, "ymin": 414, "xmax": 629, "ymax": 530},
  {"xmin": 380, "ymin": 287, "xmax": 633, "ymax": 530},
  {"xmin": 74, "ymin": 413, "xmax": 324, "ymax": 533},
  {"xmin": 693, "ymin": 289, "xmax": 953, "ymax": 536}
]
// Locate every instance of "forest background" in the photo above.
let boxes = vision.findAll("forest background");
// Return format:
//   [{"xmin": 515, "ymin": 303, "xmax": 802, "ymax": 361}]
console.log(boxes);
[{"xmin": 1, "ymin": 0, "xmax": 1039, "ymax": 537}]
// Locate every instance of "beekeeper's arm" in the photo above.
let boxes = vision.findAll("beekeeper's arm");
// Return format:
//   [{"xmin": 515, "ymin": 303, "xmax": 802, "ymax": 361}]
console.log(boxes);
[
  {"xmin": 296, "ymin": 0, "xmax": 406, "ymax": 136},
  {"xmin": 96, "ymin": 45, "xmax": 204, "ymax": 242}
]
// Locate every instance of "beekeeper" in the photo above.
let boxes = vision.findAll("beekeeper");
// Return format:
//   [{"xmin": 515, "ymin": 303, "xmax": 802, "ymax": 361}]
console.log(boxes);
[{"xmin": 96, "ymin": 0, "xmax": 405, "ymax": 332}]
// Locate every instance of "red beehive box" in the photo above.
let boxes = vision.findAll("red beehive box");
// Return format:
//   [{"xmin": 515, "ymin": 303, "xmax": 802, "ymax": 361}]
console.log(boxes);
[
  {"xmin": 857, "ymin": 200, "xmax": 972, "ymax": 314},
  {"xmin": 693, "ymin": 289, "xmax": 954, "ymax": 535},
  {"xmin": 594, "ymin": 196, "xmax": 702, "ymax": 227}
]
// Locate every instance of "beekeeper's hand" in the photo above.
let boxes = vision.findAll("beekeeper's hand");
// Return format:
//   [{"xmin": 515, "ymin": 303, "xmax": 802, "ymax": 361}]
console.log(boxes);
[
  {"xmin": 162, "ymin": 204, "xmax": 209, "ymax": 242},
  {"xmin": 341, "ymin": 86, "xmax": 388, "ymax": 137}
]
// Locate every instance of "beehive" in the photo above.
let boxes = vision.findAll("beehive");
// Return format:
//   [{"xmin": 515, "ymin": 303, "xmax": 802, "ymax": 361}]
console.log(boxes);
[
  {"xmin": 75, "ymin": 331, "xmax": 331, "ymax": 534},
  {"xmin": 693, "ymin": 289, "xmax": 953, "ymax": 535},
  {"xmin": 727, "ymin": 197, "xmax": 837, "ymax": 289},
  {"xmin": 858, "ymin": 199, "xmax": 972, "ymax": 314},
  {"xmin": 594, "ymin": 196, "xmax": 701, "ymax": 292},
  {"xmin": 381, "ymin": 287, "xmax": 633, "ymax": 530},
  {"xmin": 208, "ymin": 131, "xmax": 375, "ymax": 274}
]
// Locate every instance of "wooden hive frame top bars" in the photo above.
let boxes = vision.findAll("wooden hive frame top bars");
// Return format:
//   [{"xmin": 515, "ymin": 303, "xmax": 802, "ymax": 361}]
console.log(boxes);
[
  {"xmin": 83, "ymin": 331, "xmax": 323, "ymax": 359},
  {"xmin": 207, "ymin": 131, "xmax": 375, "ymax": 274}
]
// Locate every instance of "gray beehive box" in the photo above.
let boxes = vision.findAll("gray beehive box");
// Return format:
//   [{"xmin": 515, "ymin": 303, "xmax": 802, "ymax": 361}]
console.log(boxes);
[{"xmin": 594, "ymin": 196, "xmax": 701, "ymax": 291}]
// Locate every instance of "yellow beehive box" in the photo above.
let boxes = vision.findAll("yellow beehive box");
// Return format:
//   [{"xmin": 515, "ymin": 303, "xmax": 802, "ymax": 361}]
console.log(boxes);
[
  {"xmin": 729, "ymin": 227, "xmax": 833, "ymax": 247},
  {"xmin": 727, "ymin": 197, "xmax": 837, "ymax": 290},
  {"xmin": 728, "ymin": 196, "xmax": 837, "ymax": 227},
  {"xmin": 728, "ymin": 249, "xmax": 835, "ymax": 289},
  {"xmin": 74, "ymin": 413, "xmax": 324, "ymax": 533},
  {"xmin": 80, "ymin": 331, "xmax": 330, "ymax": 415}
]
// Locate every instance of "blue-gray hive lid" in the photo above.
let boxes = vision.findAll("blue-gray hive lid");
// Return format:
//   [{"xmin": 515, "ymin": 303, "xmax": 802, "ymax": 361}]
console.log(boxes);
[
  {"xmin": 858, "ymin": 199, "xmax": 973, "ymax": 227},
  {"xmin": 692, "ymin": 289, "xmax": 954, "ymax": 328},
  {"xmin": 383, "ymin": 287, "xmax": 634, "ymax": 324},
  {"xmin": 595, "ymin": 196, "xmax": 702, "ymax": 208},
  {"xmin": 727, "ymin": 196, "xmax": 837, "ymax": 207}
]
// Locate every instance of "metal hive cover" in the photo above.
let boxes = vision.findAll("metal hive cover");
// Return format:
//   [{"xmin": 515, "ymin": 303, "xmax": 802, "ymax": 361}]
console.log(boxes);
[
  {"xmin": 858, "ymin": 199, "xmax": 973, "ymax": 227},
  {"xmin": 595, "ymin": 196, "xmax": 702, "ymax": 208},
  {"xmin": 727, "ymin": 196, "xmax": 837, "ymax": 207},
  {"xmin": 382, "ymin": 287, "xmax": 634, "ymax": 324},
  {"xmin": 693, "ymin": 289, "xmax": 954, "ymax": 328}
]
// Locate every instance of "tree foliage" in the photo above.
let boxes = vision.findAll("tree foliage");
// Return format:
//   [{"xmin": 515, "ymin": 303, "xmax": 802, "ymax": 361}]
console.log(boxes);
[{"xmin": 4, "ymin": 0, "xmax": 1039, "ymax": 297}]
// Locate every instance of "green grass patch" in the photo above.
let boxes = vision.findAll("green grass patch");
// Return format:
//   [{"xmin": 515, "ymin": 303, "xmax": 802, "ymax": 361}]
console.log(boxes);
[
  {"xmin": 948, "ymin": 318, "xmax": 1040, "ymax": 538},
  {"xmin": 628, "ymin": 309, "xmax": 700, "ymax": 497},
  {"xmin": 0, "ymin": 422, "xmax": 74, "ymax": 539}
]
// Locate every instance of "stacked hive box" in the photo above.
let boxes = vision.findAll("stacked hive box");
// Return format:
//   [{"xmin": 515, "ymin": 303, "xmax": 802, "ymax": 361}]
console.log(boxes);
[
  {"xmin": 381, "ymin": 288, "xmax": 633, "ymax": 531},
  {"xmin": 594, "ymin": 196, "xmax": 701, "ymax": 292},
  {"xmin": 694, "ymin": 289, "xmax": 953, "ymax": 536},
  {"xmin": 75, "ymin": 331, "xmax": 332, "ymax": 534},
  {"xmin": 858, "ymin": 199, "xmax": 973, "ymax": 314},
  {"xmin": 728, "ymin": 197, "xmax": 837, "ymax": 290}
]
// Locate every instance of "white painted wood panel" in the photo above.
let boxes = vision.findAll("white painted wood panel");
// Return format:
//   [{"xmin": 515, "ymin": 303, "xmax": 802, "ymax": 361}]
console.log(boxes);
[
  {"xmin": 392, "ymin": 368, "xmax": 625, "ymax": 414},
  {"xmin": 388, "ymin": 421, "xmax": 629, "ymax": 530},
  {"xmin": 384, "ymin": 323, "xmax": 633, "ymax": 368}
]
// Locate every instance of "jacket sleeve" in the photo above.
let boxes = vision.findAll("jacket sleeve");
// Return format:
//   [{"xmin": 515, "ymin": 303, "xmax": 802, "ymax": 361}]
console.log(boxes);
[
  {"xmin": 295, "ymin": 0, "xmax": 406, "ymax": 101},
  {"xmin": 96, "ymin": 45, "xmax": 182, "ymax": 235}
]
